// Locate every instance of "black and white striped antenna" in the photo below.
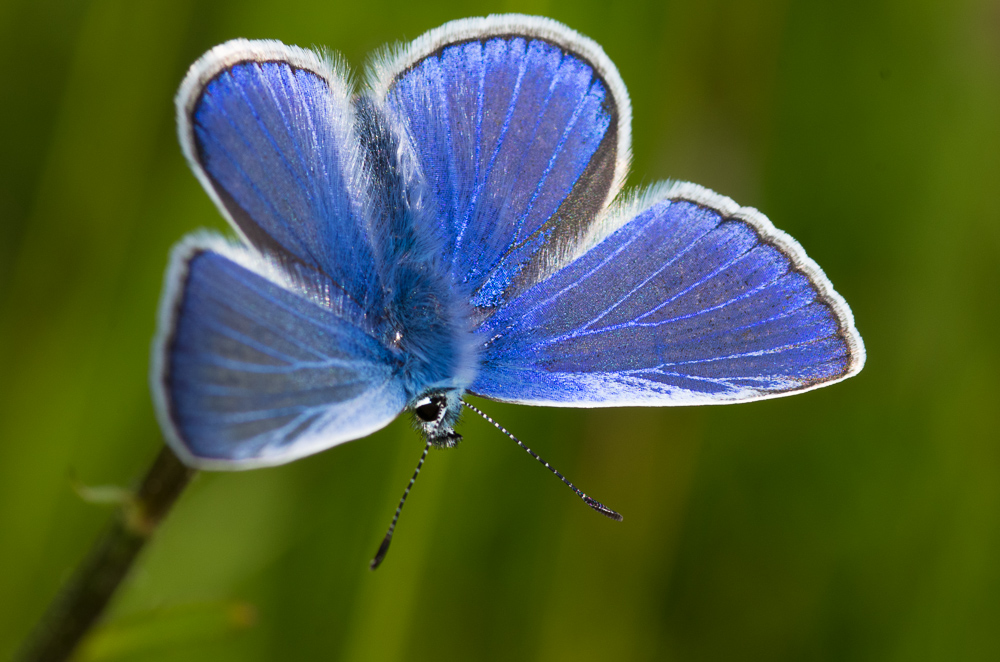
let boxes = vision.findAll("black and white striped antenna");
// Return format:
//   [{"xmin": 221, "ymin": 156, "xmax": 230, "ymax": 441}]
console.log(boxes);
[
  {"xmin": 370, "ymin": 440, "xmax": 431, "ymax": 570},
  {"xmin": 462, "ymin": 401, "xmax": 623, "ymax": 522},
  {"xmin": 369, "ymin": 402, "xmax": 623, "ymax": 570}
]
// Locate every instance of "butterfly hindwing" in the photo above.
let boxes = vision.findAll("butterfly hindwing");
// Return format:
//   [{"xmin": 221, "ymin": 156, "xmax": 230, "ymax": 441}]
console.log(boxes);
[
  {"xmin": 470, "ymin": 183, "xmax": 866, "ymax": 406},
  {"xmin": 177, "ymin": 40, "xmax": 382, "ymax": 313},
  {"xmin": 372, "ymin": 15, "xmax": 631, "ymax": 312},
  {"xmin": 151, "ymin": 236, "xmax": 408, "ymax": 469}
]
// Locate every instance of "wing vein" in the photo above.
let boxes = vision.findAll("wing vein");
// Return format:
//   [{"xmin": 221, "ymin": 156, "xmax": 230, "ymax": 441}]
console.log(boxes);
[
  {"xmin": 454, "ymin": 41, "xmax": 529, "ymax": 265},
  {"xmin": 512, "ymin": 68, "xmax": 594, "ymax": 244},
  {"xmin": 227, "ymin": 68, "xmax": 326, "ymax": 269}
]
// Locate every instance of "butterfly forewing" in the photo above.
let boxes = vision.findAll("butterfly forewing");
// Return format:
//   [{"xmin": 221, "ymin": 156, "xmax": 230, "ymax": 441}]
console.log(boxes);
[
  {"xmin": 153, "ymin": 238, "xmax": 408, "ymax": 469},
  {"xmin": 470, "ymin": 184, "xmax": 865, "ymax": 406}
]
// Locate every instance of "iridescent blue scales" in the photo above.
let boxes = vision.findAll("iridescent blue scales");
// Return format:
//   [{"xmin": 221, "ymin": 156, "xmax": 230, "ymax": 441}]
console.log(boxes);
[{"xmin": 153, "ymin": 15, "xmax": 865, "ymax": 470}]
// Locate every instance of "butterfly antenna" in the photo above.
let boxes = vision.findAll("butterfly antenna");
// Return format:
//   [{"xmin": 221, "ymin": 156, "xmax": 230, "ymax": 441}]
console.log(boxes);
[
  {"xmin": 462, "ymin": 401, "xmax": 623, "ymax": 522},
  {"xmin": 370, "ymin": 440, "xmax": 432, "ymax": 570}
]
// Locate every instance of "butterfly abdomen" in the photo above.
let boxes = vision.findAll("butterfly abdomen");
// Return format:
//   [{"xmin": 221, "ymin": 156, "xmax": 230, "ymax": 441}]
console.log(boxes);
[{"xmin": 355, "ymin": 94, "xmax": 479, "ymax": 400}]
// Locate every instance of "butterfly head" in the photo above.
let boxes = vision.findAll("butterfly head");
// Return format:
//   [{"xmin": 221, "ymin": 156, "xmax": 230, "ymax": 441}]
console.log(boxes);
[{"xmin": 411, "ymin": 390, "xmax": 464, "ymax": 448}]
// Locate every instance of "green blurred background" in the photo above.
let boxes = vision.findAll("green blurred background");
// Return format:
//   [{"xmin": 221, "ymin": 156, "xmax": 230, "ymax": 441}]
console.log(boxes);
[{"xmin": 2, "ymin": 0, "xmax": 999, "ymax": 659}]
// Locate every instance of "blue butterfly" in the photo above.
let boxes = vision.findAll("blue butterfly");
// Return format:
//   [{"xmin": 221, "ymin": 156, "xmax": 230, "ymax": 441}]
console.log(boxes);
[{"xmin": 152, "ymin": 14, "xmax": 865, "ymax": 566}]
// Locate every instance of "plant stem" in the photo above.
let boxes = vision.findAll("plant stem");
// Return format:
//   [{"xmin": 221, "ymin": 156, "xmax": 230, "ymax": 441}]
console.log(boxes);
[{"xmin": 16, "ymin": 445, "xmax": 195, "ymax": 662}]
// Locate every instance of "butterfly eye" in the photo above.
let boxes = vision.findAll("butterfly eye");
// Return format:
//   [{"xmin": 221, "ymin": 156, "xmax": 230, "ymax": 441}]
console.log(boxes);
[{"xmin": 414, "ymin": 398, "xmax": 442, "ymax": 423}]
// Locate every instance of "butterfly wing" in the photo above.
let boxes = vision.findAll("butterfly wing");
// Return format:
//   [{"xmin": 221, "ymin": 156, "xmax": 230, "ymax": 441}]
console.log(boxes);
[
  {"xmin": 162, "ymin": 42, "xmax": 413, "ymax": 468},
  {"xmin": 373, "ymin": 16, "xmax": 863, "ymax": 404},
  {"xmin": 152, "ymin": 236, "xmax": 407, "ymax": 469},
  {"xmin": 177, "ymin": 40, "xmax": 381, "ymax": 312},
  {"xmin": 470, "ymin": 183, "xmax": 866, "ymax": 406},
  {"xmin": 370, "ymin": 15, "xmax": 630, "ymax": 311}
]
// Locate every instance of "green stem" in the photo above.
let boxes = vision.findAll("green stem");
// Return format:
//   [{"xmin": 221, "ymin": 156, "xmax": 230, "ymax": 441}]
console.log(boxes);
[{"xmin": 16, "ymin": 445, "xmax": 195, "ymax": 662}]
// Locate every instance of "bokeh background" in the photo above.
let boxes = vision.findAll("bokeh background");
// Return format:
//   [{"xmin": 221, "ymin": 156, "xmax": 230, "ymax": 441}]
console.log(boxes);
[{"xmin": 2, "ymin": 0, "xmax": 999, "ymax": 660}]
